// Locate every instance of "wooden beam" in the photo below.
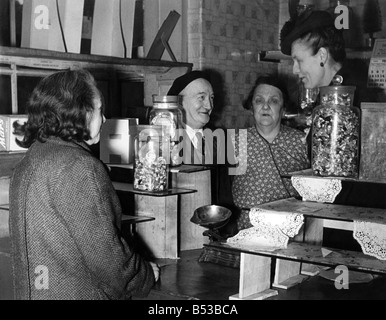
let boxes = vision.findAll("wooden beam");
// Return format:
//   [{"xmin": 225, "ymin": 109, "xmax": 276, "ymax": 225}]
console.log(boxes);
[
  {"xmin": 230, "ymin": 252, "xmax": 277, "ymax": 300},
  {"xmin": 9, "ymin": 0, "xmax": 16, "ymax": 47},
  {"xmin": 10, "ymin": 63, "xmax": 18, "ymax": 114}
]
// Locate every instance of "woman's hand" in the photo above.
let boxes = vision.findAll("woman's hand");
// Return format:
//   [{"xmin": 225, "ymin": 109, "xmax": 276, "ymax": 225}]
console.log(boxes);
[{"xmin": 150, "ymin": 262, "xmax": 160, "ymax": 282}]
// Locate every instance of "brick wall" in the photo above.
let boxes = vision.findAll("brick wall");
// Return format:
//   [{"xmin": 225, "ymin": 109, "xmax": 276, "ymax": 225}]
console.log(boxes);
[{"xmin": 186, "ymin": 0, "xmax": 280, "ymax": 129}]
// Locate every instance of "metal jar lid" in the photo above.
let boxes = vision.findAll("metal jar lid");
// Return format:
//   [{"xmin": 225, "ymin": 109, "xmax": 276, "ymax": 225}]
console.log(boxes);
[{"xmin": 152, "ymin": 95, "xmax": 182, "ymax": 108}]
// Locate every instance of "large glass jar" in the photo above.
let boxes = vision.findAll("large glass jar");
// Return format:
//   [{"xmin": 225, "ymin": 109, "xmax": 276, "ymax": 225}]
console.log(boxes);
[
  {"xmin": 311, "ymin": 85, "xmax": 360, "ymax": 178},
  {"xmin": 133, "ymin": 125, "xmax": 170, "ymax": 191},
  {"xmin": 149, "ymin": 95, "xmax": 183, "ymax": 166}
]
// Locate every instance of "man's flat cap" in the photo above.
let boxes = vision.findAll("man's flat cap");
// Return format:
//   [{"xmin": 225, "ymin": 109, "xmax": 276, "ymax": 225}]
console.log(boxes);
[{"xmin": 167, "ymin": 70, "xmax": 211, "ymax": 95}]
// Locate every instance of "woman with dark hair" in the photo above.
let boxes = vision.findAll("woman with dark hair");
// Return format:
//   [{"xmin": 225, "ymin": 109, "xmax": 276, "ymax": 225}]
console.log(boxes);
[
  {"xmin": 232, "ymin": 75, "xmax": 310, "ymax": 231},
  {"xmin": 281, "ymin": 10, "xmax": 347, "ymax": 90},
  {"xmin": 280, "ymin": 9, "xmax": 380, "ymax": 107},
  {"xmin": 9, "ymin": 69, "xmax": 159, "ymax": 300}
]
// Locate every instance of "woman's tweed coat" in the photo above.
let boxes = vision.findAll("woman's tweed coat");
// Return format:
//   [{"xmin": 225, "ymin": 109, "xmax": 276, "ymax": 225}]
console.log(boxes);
[{"xmin": 9, "ymin": 138, "xmax": 155, "ymax": 300}]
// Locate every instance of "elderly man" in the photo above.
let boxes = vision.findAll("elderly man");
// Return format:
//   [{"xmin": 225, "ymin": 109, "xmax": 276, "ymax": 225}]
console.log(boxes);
[
  {"xmin": 168, "ymin": 70, "xmax": 215, "ymax": 165},
  {"xmin": 168, "ymin": 71, "xmax": 236, "ymax": 237}
]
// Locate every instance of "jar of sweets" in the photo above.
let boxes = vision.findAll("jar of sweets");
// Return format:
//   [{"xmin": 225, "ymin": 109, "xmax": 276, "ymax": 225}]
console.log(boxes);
[
  {"xmin": 149, "ymin": 95, "xmax": 183, "ymax": 166},
  {"xmin": 133, "ymin": 125, "xmax": 170, "ymax": 191},
  {"xmin": 311, "ymin": 84, "xmax": 360, "ymax": 178}
]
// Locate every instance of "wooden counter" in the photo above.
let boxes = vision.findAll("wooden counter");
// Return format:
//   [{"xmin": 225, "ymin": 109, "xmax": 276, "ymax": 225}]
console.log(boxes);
[
  {"xmin": 110, "ymin": 164, "xmax": 214, "ymax": 256},
  {"xmin": 113, "ymin": 181, "xmax": 197, "ymax": 259},
  {"xmin": 209, "ymin": 198, "xmax": 386, "ymax": 300},
  {"xmin": 171, "ymin": 165, "xmax": 213, "ymax": 251}
]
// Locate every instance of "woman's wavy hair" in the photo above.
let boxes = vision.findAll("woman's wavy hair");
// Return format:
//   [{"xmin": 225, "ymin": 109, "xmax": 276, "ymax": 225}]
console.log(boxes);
[
  {"xmin": 16, "ymin": 69, "xmax": 102, "ymax": 148},
  {"xmin": 297, "ymin": 26, "xmax": 346, "ymax": 64},
  {"xmin": 243, "ymin": 75, "xmax": 289, "ymax": 112}
]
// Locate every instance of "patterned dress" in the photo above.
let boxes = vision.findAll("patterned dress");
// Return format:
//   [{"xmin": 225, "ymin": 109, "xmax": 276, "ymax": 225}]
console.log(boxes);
[{"xmin": 232, "ymin": 125, "xmax": 310, "ymax": 230}]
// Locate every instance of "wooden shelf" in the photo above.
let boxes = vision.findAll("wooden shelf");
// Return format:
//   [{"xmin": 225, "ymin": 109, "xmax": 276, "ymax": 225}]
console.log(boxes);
[
  {"xmin": 259, "ymin": 48, "xmax": 373, "ymax": 62},
  {"xmin": 0, "ymin": 46, "xmax": 192, "ymax": 78},
  {"xmin": 258, "ymin": 197, "xmax": 386, "ymax": 225},
  {"xmin": 0, "ymin": 46, "xmax": 192, "ymax": 113},
  {"xmin": 121, "ymin": 214, "xmax": 155, "ymax": 224},
  {"xmin": 206, "ymin": 241, "xmax": 386, "ymax": 276},
  {"xmin": 283, "ymin": 168, "xmax": 386, "ymax": 184},
  {"xmin": 112, "ymin": 181, "xmax": 196, "ymax": 197}
]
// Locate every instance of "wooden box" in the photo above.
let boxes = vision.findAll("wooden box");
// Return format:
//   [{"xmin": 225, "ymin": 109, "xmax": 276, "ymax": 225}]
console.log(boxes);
[
  {"xmin": 99, "ymin": 118, "xmax": 138, "ymax": 164},
  {"xmin": 359, "ymin": 103, "xmax": 386, "ymax": 182},
  {"xmin": 21, "ymin": 0, "xmax": 84, "ymax": 53}
]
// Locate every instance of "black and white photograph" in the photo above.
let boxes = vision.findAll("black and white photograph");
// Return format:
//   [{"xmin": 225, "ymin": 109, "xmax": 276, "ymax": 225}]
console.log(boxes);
[{"xmin": 1, "ymin": 0, "xmax": 386, "ymax": 309}]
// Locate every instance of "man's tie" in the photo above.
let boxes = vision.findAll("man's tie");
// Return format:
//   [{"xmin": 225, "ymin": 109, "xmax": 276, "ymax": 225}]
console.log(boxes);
[{"xmin": 194, "ymin": 131, "xmax": 205, "ymax": 165}]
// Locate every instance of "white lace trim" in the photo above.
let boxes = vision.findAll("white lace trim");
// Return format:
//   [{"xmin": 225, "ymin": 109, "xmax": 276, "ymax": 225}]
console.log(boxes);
[
  {"xmin": 353, "ymin": 221, "xmax": 386, "ymax": 260},
  {"xmin": 291, "ymin": 176, "xmax": 342, "ymax": 203},
  {"xmin": 227, "ymin": 208, "xmax": 304, "ymax": 250}
]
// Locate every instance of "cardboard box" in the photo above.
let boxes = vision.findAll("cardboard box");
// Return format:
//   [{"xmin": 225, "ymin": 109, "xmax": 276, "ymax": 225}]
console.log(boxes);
[
  {"xmin": 91, "ymin": 0, "xmax": 135, "ymax": 58},
  {"xmin": 100, "ymin": 118, "xmax": 138, "ymax": 164},
  {"xmin": 360, "ymin": 103, "xmax": 386, "ymax": 182},
  {"xmin": 21, "ymin": 0, "xmax": 84, "ymax": 53},
  {"xmin": 0, "ymin": 115, "xmax": 28, "ymax": 152}
]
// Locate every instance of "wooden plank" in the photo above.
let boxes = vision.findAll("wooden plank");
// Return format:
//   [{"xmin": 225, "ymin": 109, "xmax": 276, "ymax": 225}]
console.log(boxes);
[
  {"xmin": 172, "ymin": 169, "xmax": 211, "ymax": 250},
  {"xmin": 9, "ymin": 0, "xmax": 16, "ymax": 47},
  {"xmin": 91, "ymin": 0, "xmax": 125, "ymax": 57},
  {"xmin": 259, "ymin": 198, "xmax": 386, "ymax": 225},
  {"xmin": 10, "ymin": 63, "xmax": 18, "ymax": 113},
  {"xmin": 273, "ymin": 274, "xmax": 308, "ymax": 290},
  {"xmin": 159, "ymin": 1, "xmax": 183, "ymax": 62},
  {"xmin": 0, "ymin": 208, "xmax": 9, "ymax": 238},
  {"xmin": 112, "ymin": 181, "xmax": 196, "ymax": 196},
  {"xmin": 229, "ymin": 289, "xmax": 278, "ymax": 300},
  {"xmin": 324, "ymin": 219, "xmax": 353, "ymax": 231},
  {"xmin": 0, "ymin": 45, "xmax": 191, "ymax": 110},
  {"xmin": 0, "ymin": 177, "xmax": 10, "ymax": 205},
  {"xmin": 0, "ymin": 46, "xmax": 192, "ymax": 71},
  {"xmin": 0, "ymin": 177, "xmax": 10, "ymax": 238},
  {"xmin": 301, "ymin": 217, "xmax": 324, "ymax": 276},
  {"xmin": 205, "ymin": 242, "xmax": 386, "ymax": 275},
  {"xmin": 0, "ymin": 54, "xmax": 172, "ymax": 76},
  {"xmin": 135, "ymin": 194, "xmax": 179, "ymax": 259},
  {"xmin": 273, "ymin": 259, "xmax": 303, "ymax": 289},
  {"xmin": 121, "ymin": 215, "xmax": 155, "ymax": 224},
  {"xmin": 273, "ymin": 220, "xmax": 304, "ymax": 288},
  {"xmin": 120, "ymin": 0, "xmax": 136, "ymax": 58},
  {"xmin": 0, "ymin": 67, "xmax": 56, "ymax": 77},
  {"xmin": 143, "ymin": 0, "xmax": 160, "ymax": 58},
  {"xmin": 238, "ymin": 253, "xmax": 272, "ymax": 299}
]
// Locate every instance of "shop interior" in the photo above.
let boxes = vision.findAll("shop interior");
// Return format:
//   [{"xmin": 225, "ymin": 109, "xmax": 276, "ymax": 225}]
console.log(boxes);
[{"xmin": 1, "ymin": 0, "xmax": 386, "ymax": 300}]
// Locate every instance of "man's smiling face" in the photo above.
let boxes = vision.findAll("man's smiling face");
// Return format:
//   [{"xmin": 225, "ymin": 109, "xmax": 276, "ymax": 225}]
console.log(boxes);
[{"xmin": 180, "ymin": 78, "xmax": 214, "ymax": 129}]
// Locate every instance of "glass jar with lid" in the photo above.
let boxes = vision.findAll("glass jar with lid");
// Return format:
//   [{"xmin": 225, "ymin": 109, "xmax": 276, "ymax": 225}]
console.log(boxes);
[
  {"xmin": 133, "ymin": 125, "xmax": 170, "ymax": 192},
  {"xmin": 149, "ymin": 95, "xmax": 183, "ymax": 166},
  {"xmin": 311, "ymin": 84, "xmax": 360, "ymax": 178}
]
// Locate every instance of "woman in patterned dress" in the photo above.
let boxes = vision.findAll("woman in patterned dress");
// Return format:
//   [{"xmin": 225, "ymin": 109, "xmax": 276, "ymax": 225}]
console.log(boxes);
[{"xmin": 232, "ymin": 75, "xmax": 310, "ymax": 230}]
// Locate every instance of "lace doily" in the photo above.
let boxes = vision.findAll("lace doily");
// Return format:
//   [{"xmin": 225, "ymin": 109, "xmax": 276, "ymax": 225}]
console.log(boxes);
[
  {"xmin": 227, "ymin": 208, "xmax": 304, "ymax": 250},
  {"xmin": 291, "ymin": 176, "xmax": 342, "ymax": 203},
  {"xmin": 353, "ymin": 221, "xmax": 386, "ymax": 260}
]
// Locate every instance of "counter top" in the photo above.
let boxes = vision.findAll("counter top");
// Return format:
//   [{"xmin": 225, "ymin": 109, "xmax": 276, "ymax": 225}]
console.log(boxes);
[
  {"xmin": 112, "ymin": 181, "xmax": 196, "ymax": 197},
  {"xmin": 258, "ymin": 197, "xmax": 386, "ymax": 225}
]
